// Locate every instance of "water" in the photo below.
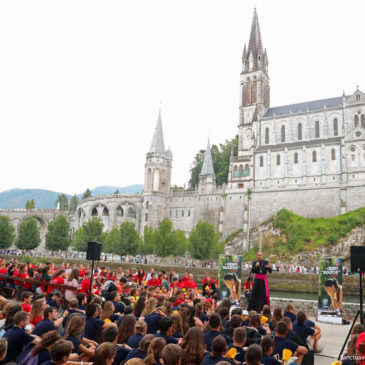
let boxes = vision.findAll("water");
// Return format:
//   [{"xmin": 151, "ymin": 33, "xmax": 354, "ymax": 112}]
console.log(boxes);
[{"xmin": 270, "ymin": 290, "xmax": 364, "ymax": 304}]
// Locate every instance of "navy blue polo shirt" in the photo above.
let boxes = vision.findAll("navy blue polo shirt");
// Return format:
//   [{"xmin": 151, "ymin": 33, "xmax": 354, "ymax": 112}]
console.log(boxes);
[
  {"xmin": 125, "ymin": 348, "xmax": 147, "ymax": 361},
  {"xmin": 292, "ymin": 323, "xmax": 315, "ymax": 343},
  {"xmin": 228, "ymin": 344, "xmax": 246, "ymax": 362},
  {"xmin": 38, "ymin": 349, "xmax": 51, "ymax": 364},
  {"xmin": 202, "ymin": 352, "xmax": 235, "ymax": 365},
  {"xmin": 113, "ymin": 345, "xmax": 130, "ymax": 365},
  {"xmin": 284, "ymin": 311, "xmax": 296, "ymax": 323},
  {"xmin": 127, "ymin": 333, "xmax": 144, "ymax": 348},
  {"xmin": 84, "ymin": 317, "xmax": 104, "ymax": 341},
  {"xmin": 203, "ymin": 330, "xmax": 233, "ymax": 352},
  {"xmin": 113, "ymin": 301, "xmax": 125, "ymax": 314},
  {"xmin": 155, "ymin": 332, "xmax": 178, "ymax": 344},
  {"xmin": 63, "ymin": 309, "xmax": 85, "ymax": 328},
  {"xmin": 262, "ymin": 353, "xmax": 282, "ymax": 365},
  {"xmin": 145, "ymin": 312, "xmax": 162, "ymax": 334},
  {"xmin": 62, "ymin": 333, "xmax": 81, "ymax": 354},
  {"xmin": 32, "ymin": 318, "xmax": 56, "ymax": 337},
  {"xmin": 272, "ymin": 336, "xmax": 298, "ymax": 359},
  {"xmin": 4, "ymin": 326, "xmax": 34, "ymax": 362}
]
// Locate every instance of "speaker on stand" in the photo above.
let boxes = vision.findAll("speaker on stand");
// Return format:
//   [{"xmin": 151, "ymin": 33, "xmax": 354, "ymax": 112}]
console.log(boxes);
[{"xmin": 86, "ymin": 242, "xmax": 102, "ymax": 299}]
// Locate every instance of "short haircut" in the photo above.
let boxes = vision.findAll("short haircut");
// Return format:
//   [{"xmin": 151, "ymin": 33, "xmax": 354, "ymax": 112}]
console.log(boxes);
[
  {"xmin": 159, "ymin": 316, "xmax": 173, "ymax": 333},
  {"xmin": 276, "ymin": 321, "xmax": 288, "ymax": 336},
  {"xmin": 233, "ymin": 327, "xmax": 247, "ymax": 343},
  {"xmin": 103, "ymin": 326, "xmax": 118, "ymax": 343},
  {"xmin": 14, "ymin": 311, "xmax": 29, "ymax": 325},
  {"xmin": 44, "ymin": 306, "xmax": 56, "ymax": 318},
  {"xmin": 161, "ymin": 344, "xmax": 182, "ymax": 365},
  {"xmin": 110, "ymin": 291, "xmax": 119, "ymax": 301},
  {"xmin": 261, "ymin": 335, "xmax": 274, "ymax": 353},
  {"xmin": 219, "ymin": 307, "xmax": 229, "ymax": 318},
  {"xmin": 282, "ymin": 317, "xmax": 292, "ymax": 327},
  {"xmin": 51, "ymin": 339, "xmax": 74, "ymax": 362},
  {"xmin": 69, "ymin": 298, "xmax": 79, "ymax": 309},
  {"xmin": 209, "ymin": 313, "xmax": 221, "ymax": 329},
  {"xmin": 76, "ymin": 293, "xmax": 86, "ymax": 304},
  {"xmin": 245, "ymin": 344, "xmax": 263, "ymax": 364},
  {"xmin": 20, "ymin": 291, "xmax": 32, "ymax": 301},
  {"xmin": 86, "ymin": 303, "xmax": 99, "ymax": 318},
  {"xmin": 296, "ymin": 310, "xmax": 306, "ymax": 325},
  {"xmin": 0, "ymin": 338, "xmax": 7, "ymax": 356},
  {"xmin": 124, "ymin": 306, "xmax": 134, "ymax": 315},
  {"xmin": 94, "ymin": 342, "xmax": 117, "ymax": 365},
  {"xmin": 230, "ymin": 307, "xmax": 242, "ymax": 316},
  {"xmin": 211, "ymin": 336, "xmax": 227, "ymax": 357},
  {"xmin": 230, "ymin": 315, "xmax": 243, "ymax": 329},
  {"xmin": 286, "ymin": 303, "xmax": 294, "ymax": 311}
]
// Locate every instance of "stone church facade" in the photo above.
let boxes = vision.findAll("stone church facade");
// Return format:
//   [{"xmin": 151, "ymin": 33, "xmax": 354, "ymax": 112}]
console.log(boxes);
[
  {"xmin": 76, "ymin": 9, "xmax": 365, "ymax": 251},
  {"xmin": 4, "ymin": 10, "xmax": 364, "ymax": 251}
]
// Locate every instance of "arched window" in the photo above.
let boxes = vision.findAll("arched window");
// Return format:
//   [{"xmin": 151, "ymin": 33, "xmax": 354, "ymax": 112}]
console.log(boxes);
[
  {"xmin": 281, "ymin": 125, "xmax": 286, "ymax": 143},
  {"xmin": 333, "ymin": 118, "xmax": 338, "ymax": 136},
  {"xmin": 315, "ymin": 121, "xmax": 320, "ymax": 138},
  {"xmin": 312, "ymin": 150, "xmax": 317, "ymax": 162},
  {"xmin": 233, "ymin": 166, "xmax": 238, "ymax": 177},
  {"xmin": 116, "ymin": 206, "xmax": 124, "ymax": 217},
  {"xmin": 147, "ymin": 168, "xmax": 152, "ymax": 191},
  {"xmin": 294, "ymin": 152, "xmax": 298, "ymax": 164},
  {"xmin": 91, "ymin": 207, "xmax": 98, "ymax": 216},
  {"xmin": 298, "ymin": 123, "xmax": 302, "ymax": 140},
  {"xmin": 260, "ymin": 156, "xmax": 263, "ymax": 167},
  {"xmin": 239, "ymin": 165, "xmax": 244, "ymax": 177},
  {"xmin": 244, "ymin": 164, "xmax": 250, "ymax": 176},
  {"xmin": 102, "ymin": 207, "xmax": 109, "ymax": 216},
  {"xmin": 331, "ymin": 149, "xmax": 336, "ymax": 160},
  {"xmin": 276, "ymin": 154, "xmax": 281, "ymax": 165},
  {"xmin": 355, "ymin": 114, "xmax": 359, "ymax": 127},
  {"xmin": 265, "ymin": 128, "xmax": 269, "ymax": 144},
  {"xmin": 361, "ymin": 114, "xmax": 365, "ymax": 129}
]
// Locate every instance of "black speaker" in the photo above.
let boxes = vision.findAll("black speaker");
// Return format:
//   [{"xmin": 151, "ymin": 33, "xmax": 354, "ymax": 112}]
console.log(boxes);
[
  {"xmin": 350, "ymin": 246, "xmax": 365, "ymax": 273},
  {"xmin": 86, "ymin": 241, "xmax": 102, "ymax": 261}
]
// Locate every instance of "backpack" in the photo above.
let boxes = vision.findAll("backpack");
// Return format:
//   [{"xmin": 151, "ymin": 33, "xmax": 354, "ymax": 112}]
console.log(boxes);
[{"xmin": 101, "ymin": 280, "xmax": 118, "ymax": 300}]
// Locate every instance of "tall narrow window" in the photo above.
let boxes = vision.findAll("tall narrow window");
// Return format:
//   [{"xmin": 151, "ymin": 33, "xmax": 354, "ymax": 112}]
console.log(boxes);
[
  {"xmin": 331, "ymin": 149, "xmax": 336, "ymax": 160},
  {"xmin": 276, "ymin": 154, "xmax": 281, "ymax": 165},
  {"xmin": 233, "ymin": 166, "xmax": 238, "ymax": 177},
  {"xmin": 260, "ymin": 156, "xmax": 263, "ymax": 167},
  {"xmin": 265, "ymin": 128, "xmax": 269, "ymax": 144},
  {"xmin": 239, "ymin": 165, "xmax": 244, "ymax": 177},
  {"xmin": 298, "ymin": 123, "xmax": 302, "ymax": 140},
  {"xmin": 361, "ymin": 114, "xmax": 365, "ymax": 128},
  {"xmin": 312, "ymin": 150, "xmax": 317, "ymax": 162},
  {"xmin": 333, "ymin": 118, "xmax": 338, "ymax": 136},
  {"xmin": 244, "ymin": 164, "xmax": 250, "ymax": 176},
  {"xmin": 315, "ymin": 121, "xmax": 320, "ymax": 138},
  {"xmin": 355, "ymin": 114, "xmax": 359, "ymax": 127},
  {"xmin": 281, "ymin": 125, "xmax": 286, "ymax": 143},
  {"xmin": 294, "ymin": 153, "xmax": 298, "ymax": 164}
]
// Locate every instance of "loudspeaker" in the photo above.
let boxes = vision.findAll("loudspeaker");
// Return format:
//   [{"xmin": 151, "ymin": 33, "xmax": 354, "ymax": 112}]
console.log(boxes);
[
  {"xmin": 86, "ymin": 241, "xmax": 102, "ymax": 261},
  {"xmin": 350, "ymin": 246, "xmax": 365, "ymax": 273}
]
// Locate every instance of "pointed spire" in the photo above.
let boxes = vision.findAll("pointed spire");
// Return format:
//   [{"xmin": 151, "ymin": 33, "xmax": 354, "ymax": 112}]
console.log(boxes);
[
  {"xmin": 247, "ymin": 8, "xmax": 263, "ymax": 59},
  {"xmin": 149, "ymin": 108, "xmax": 165, "ymax": 154},
  {"xmin": 242, "ymin": 44, "xmax": 247, "ymax": 60},
  {"xmin": 200, "ymin": 139, "xmax": 215, "ymax": 177}
]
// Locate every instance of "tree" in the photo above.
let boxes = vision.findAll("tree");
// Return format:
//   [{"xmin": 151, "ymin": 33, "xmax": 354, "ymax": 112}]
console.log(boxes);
[
  {"xmin": 189, "ymin": 136, "xmax": 238, "ymax": 188},
  {"xmin": 189, "ymin": 221, "xmax": 223, "ymax": 260},
  {"xmin": 25, "ymin": 199, "xmax": 35, "ymax": 209},
  {"xmin": 72, "ymin": 217, "xmax": 104, "ymax": 252},
  {"xmin": 153, "ymin": 218, "xmax": 176, "ymax": 257},
  {"xmin": 104, "ymin": 227, "xmax": 120, "ymax": 253},
  {"xmin": 114, "ymin": 189, "xmax": 120, "ymax": 195},
  {"xmin": 45, "ymin": 215, "xmax": 71, "ymax": 251},
  {"xmin": 170, "ymin": 229, "xmax": 188, "ymax": 256},
  {"xmin": 138, "ymin": 226, "xmax": 155, "ymax": 255},
  {"xmin": 0, "ymin": 216, "xmax": 15, "ymax": 249},
  {"xmin": 56, "ymin": 194, "xmax": 69, "ymax": 210},
  {"xmin": 82, "ymin": 189, "xmax": 92, "ymax": 199},
  {"xmin": 115, "ymin": 222, "xmax": 140, "ymax": 256},
  {"xmin": 69, "ymin": 195, "xmax": 79, "ymax": 211},
  {"xmin": 16, "ymin": 218, "xmax": 41, "ymax": 250}
]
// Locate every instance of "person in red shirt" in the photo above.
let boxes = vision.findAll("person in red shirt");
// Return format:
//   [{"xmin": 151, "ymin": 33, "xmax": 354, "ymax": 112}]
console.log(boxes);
[
  {"xmin": 79, "ymin": 270, "xmax": 91, "ymax": 295},
  {"xmin": 147, "ymin": 273, "xmax": 161, "ymax": 287},
  {"xmin": 0, "ymin": 263, "xmax": 8, "ymax": 282},
  {"xmin": 21, "ymin": 291, "xmax": 33, "ymax": 313},
  {"xmin": 243, "ymin": 275, "xmax": 253, "ymax": 299},
  {"xmin": 186, "ymin": 274, "xmax": 197, "ymax": 290},
  {"xmin": 173, "ymin": 289, "xmax": 186, "ymax": 307},
  {"xmin": 17, "ymin": 264, "xmax": 28, "ymax": 290},
  {"xmin": 181, "ymin": 272, "xmax": 189, "ymax": 284},
  {"xmin": 130, "ymin": 268, "xmax": 139, "ymax": 283},
  {"xmin": 79, "ymin": 264, "xmax": 86, "ymax": 278},
  {"xmin": 47, "ymin": 269, "xmax": 66, "ymax": 295}
]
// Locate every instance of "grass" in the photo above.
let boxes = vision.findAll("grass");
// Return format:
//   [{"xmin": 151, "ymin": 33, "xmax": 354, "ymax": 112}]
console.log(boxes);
[{"xmin": 243, "ymin": 207, "xmax": 365, "ymax": 260}]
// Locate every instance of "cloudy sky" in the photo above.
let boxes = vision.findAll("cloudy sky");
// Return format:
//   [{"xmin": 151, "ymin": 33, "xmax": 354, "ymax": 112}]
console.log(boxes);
[{"xmin": 0, "ymin": 0, "xmax": 364, "ymax": 195}]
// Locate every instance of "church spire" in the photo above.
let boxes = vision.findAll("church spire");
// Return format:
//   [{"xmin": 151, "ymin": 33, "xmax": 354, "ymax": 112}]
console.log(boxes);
[
  {"xmin": 200, "ymin": 139, "xmax": 215, "ymax": 177},
  {"xmin": 149, "ymin": 108, "xmax": 165, "ymax": 154},
  {"xmin": 247, "ymin": 8, "xmax": 263, "ymax": 59}
]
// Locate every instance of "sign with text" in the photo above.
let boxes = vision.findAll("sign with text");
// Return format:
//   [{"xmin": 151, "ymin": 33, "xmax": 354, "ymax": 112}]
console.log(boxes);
[
  {"xmin": 218, "ymin": 254, "xmax": 242, "ymax": 302},
  {"xmin": 318, "ymin": 258, "xmax": 343, "ymax": 324}
]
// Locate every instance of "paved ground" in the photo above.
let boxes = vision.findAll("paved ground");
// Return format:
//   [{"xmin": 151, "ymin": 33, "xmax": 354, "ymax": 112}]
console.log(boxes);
[{"xmin": 310, "ymin": 317, "xmax": 352, "ymax": 365}]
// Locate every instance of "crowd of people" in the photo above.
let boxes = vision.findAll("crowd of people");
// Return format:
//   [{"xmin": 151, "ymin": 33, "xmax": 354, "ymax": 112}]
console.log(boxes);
[{"xmin": 0, "ymin": 258, "xmax": 362, "ymax": 365}]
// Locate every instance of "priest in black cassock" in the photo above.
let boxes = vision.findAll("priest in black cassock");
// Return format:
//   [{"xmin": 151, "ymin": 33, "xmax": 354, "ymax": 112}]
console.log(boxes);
[{"xmin": 247, "ymin": 251, "xmax": 272, "ymax": 312}]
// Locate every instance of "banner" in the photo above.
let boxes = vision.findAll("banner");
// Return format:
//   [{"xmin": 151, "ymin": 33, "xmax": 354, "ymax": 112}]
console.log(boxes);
[
  {"xmin": 318, "ymin": 258, "xmax": 343, "ymax": 324},
  {"xmin": 218, "ymin": 254, "xmax": 242, "ymax": 302}
]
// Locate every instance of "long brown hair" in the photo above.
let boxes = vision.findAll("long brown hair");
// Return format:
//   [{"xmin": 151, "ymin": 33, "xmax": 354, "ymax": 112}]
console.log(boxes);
[
  {"xmin": 64, "ymin": 314, "xmax": 85, "ymax": 341},
  {"xmin": 180, "ymin": 326, "xmax": 205, "ymax": 365},
  {"xmin": 100, "ymin": 301, "xmax": 115, "ymax": 321},
  {"xmin": 117, "ymin": 314, "xmax": 136, "ymax": 344},
  {"xmin": 93, "ymin": 342, "xmax": 117, "ymax": 365},
  {"xmin": 145, "ymin": 337, "xmax": 166, "ymax": 365},
  {"xmin": 171, "ymin": 313, "xmax": 183, "ymax": 336},
  {"xmin": 67, "ymin": 269, "xmax": 79, "ymax": 282},
  {"xmin": 32, "ymin": 330, "xmax": 61, "ymax": 356},
  {"xmin": 141, "ymin": 298, "xmax": 157, "ymax": 317},
  {"xmin": 30, "ymin": 298, "xmax": 45, "ymax": 322}
]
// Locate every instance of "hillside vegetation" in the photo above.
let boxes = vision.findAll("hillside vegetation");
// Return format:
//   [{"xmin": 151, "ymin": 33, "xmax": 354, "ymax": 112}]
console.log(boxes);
[{"xmin": 244, "ymin": 207, "xmax": 365, "ymax": 260}]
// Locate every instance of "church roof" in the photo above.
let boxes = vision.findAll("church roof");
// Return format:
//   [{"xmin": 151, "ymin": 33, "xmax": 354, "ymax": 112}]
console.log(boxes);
[
  {"xmin": 262, "ymin": 96, "xmax": 343, "ymax": 119},
  {"xmin": 200, "ymin": 139, "xmax": 215, "ymax": 176},
  {"xmin": 247, "ymin": 8, "xmax": 263, "ymax": 60},
  {"xmin": 149, "ymin": 109, "xmax": 165, "ymax": 154}
]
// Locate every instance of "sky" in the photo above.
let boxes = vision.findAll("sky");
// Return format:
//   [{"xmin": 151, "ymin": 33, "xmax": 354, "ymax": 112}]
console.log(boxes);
[{"xmin": 0, "ymin": 0, "xmax": 364, "ymax": 195}]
